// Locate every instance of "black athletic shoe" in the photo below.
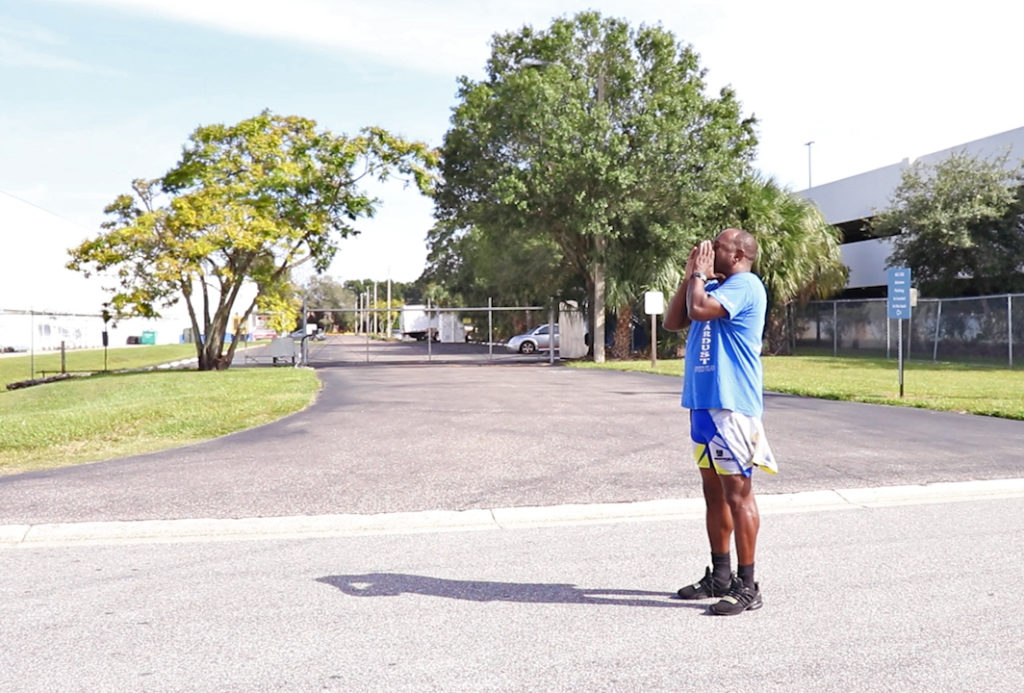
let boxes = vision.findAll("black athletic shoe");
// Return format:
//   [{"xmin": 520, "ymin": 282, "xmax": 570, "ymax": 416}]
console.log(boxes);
[
  {"xmin": 708, "ymin": 576, "xmax": 763, "ymax": 615},
  {"xmin": 675, "ymin": 566, "xmax": 731, "ymax": 600}
]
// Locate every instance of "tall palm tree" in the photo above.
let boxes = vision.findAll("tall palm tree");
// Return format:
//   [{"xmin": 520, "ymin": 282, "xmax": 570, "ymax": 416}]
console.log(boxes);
[
  {"xmin": 727, "ymin": 173, "xmax": 847, "ymax": 353},
  {"xmin": 605, "ymin": 226, "xmax": 691, "ymax": 359},
  {"xmin": 602, "ymin": 175, "xmax": 845, "ymax": 359}
]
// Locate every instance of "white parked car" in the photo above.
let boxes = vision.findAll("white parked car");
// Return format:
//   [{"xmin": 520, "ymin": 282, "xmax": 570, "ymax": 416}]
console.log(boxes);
[{"xmin": 290, "ymin": 327, "xmax": 326, "ymax": 341}]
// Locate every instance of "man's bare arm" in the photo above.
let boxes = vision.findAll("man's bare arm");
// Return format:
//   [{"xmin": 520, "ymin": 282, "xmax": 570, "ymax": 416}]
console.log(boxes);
[
  {"xmin": 663, "ymin": 245, "xmax": 698, "ymax": 331},
  {"xmin": 663, "ymin": 281, "xmax": 691, "ymax": 331}
]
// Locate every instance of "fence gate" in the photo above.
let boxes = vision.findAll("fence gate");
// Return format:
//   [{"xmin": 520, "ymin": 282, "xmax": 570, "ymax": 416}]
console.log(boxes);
[{"xmin": 294, "ymin": 302, "xmax": 586, "ymax": 366}]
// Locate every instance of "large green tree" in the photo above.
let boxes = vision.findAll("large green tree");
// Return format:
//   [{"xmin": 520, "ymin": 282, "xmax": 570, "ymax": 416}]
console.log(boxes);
[
  {"xmin": 871, "ymin": 150, "xmax": 1024, "ymax": 296},
  {"xmin": 301, "ymin": 275, "xmax": 357, "ymax": 333},
  {"xmin": 68, "ymin": 111, "xmax": 438, "ymax": 370},
  {"xmin": 434, "ymin": 11, "xmax": 757, "ymax": 361},
  {"xmin": 420, "ymin": 218, "xmax": 582, "ymax": 308}
]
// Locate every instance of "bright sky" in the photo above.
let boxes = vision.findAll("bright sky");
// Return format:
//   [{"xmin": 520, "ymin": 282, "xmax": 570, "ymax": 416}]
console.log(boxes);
[{"xmin": 2, "ymin": 0, "xmax": 1021, "ymax": 283}]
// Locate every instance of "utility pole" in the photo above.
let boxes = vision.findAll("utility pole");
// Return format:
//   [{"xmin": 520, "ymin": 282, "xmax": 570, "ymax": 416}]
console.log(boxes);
[
  {"xmin": 592, "ymin": 64, "xmax": 607, "ymax": 363},
  {"xmin": 805, "ymin": 140, "xmax": 815, "ymax": 189}
]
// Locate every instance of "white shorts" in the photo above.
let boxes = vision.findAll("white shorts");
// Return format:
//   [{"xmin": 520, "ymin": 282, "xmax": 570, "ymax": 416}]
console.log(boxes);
[{"xmin": 690, "ymin": 408, "xmax": 778, "ymax": 477}]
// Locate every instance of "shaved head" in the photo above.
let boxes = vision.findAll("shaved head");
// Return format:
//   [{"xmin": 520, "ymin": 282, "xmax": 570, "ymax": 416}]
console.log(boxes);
[
  {"xmin": 732, "ymin": 228, "xmax": 758, "ymax": 263},
  {"xmin": 712, "ymin": 228, "xmax": 758, "ymax": 276}
]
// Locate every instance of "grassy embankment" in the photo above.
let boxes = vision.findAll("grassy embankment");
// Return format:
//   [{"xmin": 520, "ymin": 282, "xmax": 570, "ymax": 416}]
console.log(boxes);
[
  {"xmin": 570, "ymin": 354, "xmax": 1024, "ymax": 420},
  {"xmin": 0, "ymin": 344, "xmax": 319, "ymax": 475},
  {"xmin": 1, "ymin": 343, "xmax": 200, "ymax": 384}
]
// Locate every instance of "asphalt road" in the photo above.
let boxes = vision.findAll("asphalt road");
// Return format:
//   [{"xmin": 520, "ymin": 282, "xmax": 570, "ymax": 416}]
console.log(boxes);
[
  {"xmin": 2, "ymin": 342, "xmax": 1023, "ymax": 691},
  {"xmin": 3, "ymin": 498, "xmax": 1023, "ymax": 692},
  {"xmin": 2, "ymin": 342, "xmax": 1024, "ymax": 524}
]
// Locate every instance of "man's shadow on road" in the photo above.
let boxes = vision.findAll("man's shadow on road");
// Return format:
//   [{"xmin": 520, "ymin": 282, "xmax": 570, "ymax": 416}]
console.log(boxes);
[{"xmin": 316, "ymin": 573, "xmax": 704, "ymax": 609}]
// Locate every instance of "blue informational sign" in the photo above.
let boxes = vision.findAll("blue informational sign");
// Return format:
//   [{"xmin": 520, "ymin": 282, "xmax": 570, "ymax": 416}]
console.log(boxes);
[{"xmin": 887, "ymin": 267, "xmax": 912, "ymax": 319}]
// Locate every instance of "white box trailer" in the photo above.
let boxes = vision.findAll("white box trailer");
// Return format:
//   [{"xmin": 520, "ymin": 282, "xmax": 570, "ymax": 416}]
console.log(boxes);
[
  {"xmin": 400, "ymin": 305, "xmax": 438, "ymax": 341},
  {"xmin": 437, "ymin": 312, "xmax": 466, "ymax": 343},
  {"xmin": 400, "ymin": 305, "xmax": 465, "ymax": 343}
]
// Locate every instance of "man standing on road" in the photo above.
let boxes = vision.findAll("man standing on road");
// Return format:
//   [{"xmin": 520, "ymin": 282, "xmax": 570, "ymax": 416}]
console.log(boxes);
[{"xmin": 663, "ymin": 228, "xmax": 777, "ymax": 616}]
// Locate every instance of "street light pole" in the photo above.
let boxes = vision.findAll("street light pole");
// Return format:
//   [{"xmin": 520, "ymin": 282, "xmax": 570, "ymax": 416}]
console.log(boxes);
[
  {"xmin": 805, "ymin": 140, "xmax": 815, "ymax": 189},
  {"xmin": 591, "ymin": 64, "xmax": 608, "ymax": 363}
]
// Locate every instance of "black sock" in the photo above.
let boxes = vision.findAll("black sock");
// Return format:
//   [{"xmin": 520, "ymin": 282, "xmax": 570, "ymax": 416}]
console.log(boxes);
[
  {"xmin": 711, "ymin": 552, "xmax": 731, "ymax": 586},
  {"xmin": 737, "ymin": 563, "xmax": 755, "ymax": 589}
]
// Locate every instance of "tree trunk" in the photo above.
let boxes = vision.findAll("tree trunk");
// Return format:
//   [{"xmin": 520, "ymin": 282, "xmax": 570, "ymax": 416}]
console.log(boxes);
[
  {"xmin": 222, "ymin": 300, "xmax": 258, "ymax": 368},
  {"xmin": 592, "ymin": 237, "xmax": 606, "ymax": 363},
  {"xmin": 610, "ymin": 302, "xmax": 633, "ymax": 360},
  {"xmin": 763, "ymin": 303, "xmax": 791, "ymax": 355},
  {"xmin": 584, "ymin": 275, "xmax": 595, "ymax": 358},
  {"xmin": 198, "ymin": 314, "xmax": 233, "ymax": 370}
]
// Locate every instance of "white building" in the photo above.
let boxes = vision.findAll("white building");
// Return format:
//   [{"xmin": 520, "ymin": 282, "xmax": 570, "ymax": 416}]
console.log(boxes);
[
  {"xmin": 799, "ymin": 126, "xmax": 1024, "ymax": 295},
  {"xmin": 0, "ymin": 191, "xmax": 191, "ymax": 351}
]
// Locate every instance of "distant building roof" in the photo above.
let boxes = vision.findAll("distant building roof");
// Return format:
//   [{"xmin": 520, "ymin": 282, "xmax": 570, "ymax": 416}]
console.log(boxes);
[{"xmin": 799, "ymin": 125, "xmax": 1024, "ymax": 225}]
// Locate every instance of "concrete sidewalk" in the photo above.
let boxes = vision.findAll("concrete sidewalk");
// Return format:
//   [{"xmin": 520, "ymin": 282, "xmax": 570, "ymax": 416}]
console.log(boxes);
[
  {"xmin": 4, "ymin": 495, "xmax": 1023, "ymax": 692},
  {"xmin": 4, "ymin": 477, "xmax": 1024, "ymax": 547}
]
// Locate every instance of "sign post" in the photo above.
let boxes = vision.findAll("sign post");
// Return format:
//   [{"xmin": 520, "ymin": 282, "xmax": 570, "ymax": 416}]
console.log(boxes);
[
  {"xmin": 887, "ymin": 268, "xmax": 912, "ymax": 397},
  {"xmin": 101, "ymin": 307, "xmax": 112, "ymax": 373},
  {"xmin": 644, "ymin": 291, "xmax": 665, "ymax": 369}
]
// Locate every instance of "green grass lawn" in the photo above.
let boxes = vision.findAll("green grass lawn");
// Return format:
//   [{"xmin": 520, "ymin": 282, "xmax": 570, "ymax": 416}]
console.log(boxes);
[
  {"xmin": 1, "ymin": 344, "xmax": 318, "ymax": 475},
  {"xmin": 570, "ymin": 355, "xmax": 1024, "ymax": 420},
  {"xmin": 1, "ymin": 343, "xmax": 201, "ymax": 385}
]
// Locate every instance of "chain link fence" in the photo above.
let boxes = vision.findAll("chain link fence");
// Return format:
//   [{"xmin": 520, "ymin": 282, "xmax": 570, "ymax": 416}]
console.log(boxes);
[
  {"xmin": 790, "ymin": 293, "xmax": 1023, "ymax": 367},
  {"xmin": 297, "ymin": 302, "xmax": 589, "ymax": 365},
  {"xmin": 0, "ymin": 309, "xmax": 101, "ymax": 353},
  {"xmin": 11, "ymin": 294, "xmax": 1021, "ymax": 369}
]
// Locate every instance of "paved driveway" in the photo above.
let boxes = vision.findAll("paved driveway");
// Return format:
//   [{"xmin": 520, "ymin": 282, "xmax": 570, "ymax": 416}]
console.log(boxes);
[{"xmin": 3, "ymin": 354, "xmax": 1024, "ymax": 525}]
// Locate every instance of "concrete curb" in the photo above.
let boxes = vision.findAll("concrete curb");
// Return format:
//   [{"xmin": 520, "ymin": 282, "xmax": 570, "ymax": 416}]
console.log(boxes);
[{"xmin": 3, "ymin": 478, "xmax": 1023, "ymax": 548}]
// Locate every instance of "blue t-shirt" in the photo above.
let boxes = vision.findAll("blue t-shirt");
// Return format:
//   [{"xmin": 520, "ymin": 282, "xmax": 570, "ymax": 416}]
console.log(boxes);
[{"xmin": 681, "ymin": 272, "xmax": 767, "ymax": 417}]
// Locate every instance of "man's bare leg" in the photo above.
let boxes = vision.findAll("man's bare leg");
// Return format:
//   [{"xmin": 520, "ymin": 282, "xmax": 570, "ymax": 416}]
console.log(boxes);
[
  {"xmin": 718, "ymin": 473, "xmax": 759, "ymax": 572},
  {"xmin": 700, "ymin": 465, "xmax": 732, "ymax": 553},
  {"xmin": 707, "ymin": 472, "xmax": 764, "ymax": 614},
  {"xmin": 700, "ymin": 465, "xmax": 733, "ymax": 590}
]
